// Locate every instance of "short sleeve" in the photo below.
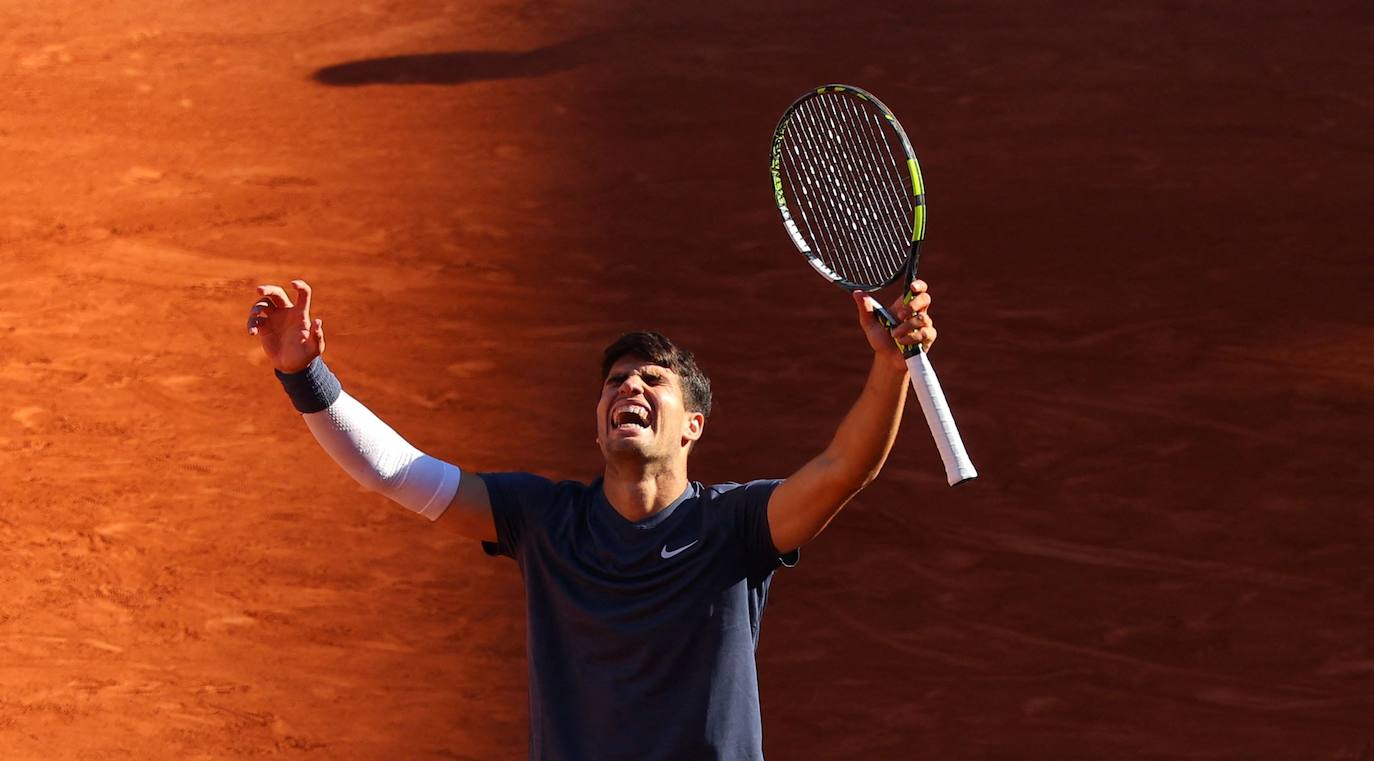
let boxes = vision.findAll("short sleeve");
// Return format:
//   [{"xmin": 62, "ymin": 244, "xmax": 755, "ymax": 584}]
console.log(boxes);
[
  {"xmin": 731, "ymin": 479, "xmax": 799, "ymax": 577},
  {"xmin": 478, "ymin": 471, "xmax": 556, "ymax": 559}
]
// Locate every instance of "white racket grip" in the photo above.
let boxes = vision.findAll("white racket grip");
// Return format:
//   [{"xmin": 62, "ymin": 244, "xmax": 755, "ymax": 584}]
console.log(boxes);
[{"xmin": 905, "ymin": 350, "xmax": 977, "ymax": 485}]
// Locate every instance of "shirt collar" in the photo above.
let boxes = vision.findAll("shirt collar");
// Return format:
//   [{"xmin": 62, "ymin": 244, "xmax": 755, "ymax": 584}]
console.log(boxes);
[{"xmin": 592, "ymin": 477, "xmax": 697, "ymax": 534}]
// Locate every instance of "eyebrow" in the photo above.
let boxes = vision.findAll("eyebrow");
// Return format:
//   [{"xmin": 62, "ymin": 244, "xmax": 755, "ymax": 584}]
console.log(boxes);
[{"xmin": 604, "ymin": 367, "xmax": 669, "ymax": 384}]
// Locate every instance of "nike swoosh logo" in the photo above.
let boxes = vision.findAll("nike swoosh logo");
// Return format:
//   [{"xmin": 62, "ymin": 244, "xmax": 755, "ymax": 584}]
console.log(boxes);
[{"xmin": 660, "ymin": 540, "xmax": 699, "ymax": 559}]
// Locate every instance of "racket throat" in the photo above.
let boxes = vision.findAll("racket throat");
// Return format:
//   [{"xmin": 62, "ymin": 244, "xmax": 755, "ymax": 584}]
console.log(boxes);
[{"xmin": 872, "ymin": 303, "xmax": 923, "ymax": 359}]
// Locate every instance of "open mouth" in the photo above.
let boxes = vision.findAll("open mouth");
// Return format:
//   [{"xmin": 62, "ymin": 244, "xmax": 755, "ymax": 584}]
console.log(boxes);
[{"xmin": 611, "ymin": 402, "xmax": 651, "ymax": 432}]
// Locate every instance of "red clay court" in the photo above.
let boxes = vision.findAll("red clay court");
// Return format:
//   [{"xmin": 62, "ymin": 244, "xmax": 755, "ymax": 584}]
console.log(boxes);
[{"xmin": 1, "ymin": 2, "xmax": 1370, "ymax": 758}]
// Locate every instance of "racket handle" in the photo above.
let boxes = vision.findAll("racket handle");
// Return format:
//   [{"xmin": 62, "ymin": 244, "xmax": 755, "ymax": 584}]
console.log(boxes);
[{"xmin": 904, "ymin": 350, "xmax": 977, "ymax": 486}]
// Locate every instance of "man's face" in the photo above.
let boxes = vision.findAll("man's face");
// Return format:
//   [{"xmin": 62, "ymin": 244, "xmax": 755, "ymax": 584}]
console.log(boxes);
[{"xmin": 596, "ymin": 355, "xmax": 704, "ymax": 465}]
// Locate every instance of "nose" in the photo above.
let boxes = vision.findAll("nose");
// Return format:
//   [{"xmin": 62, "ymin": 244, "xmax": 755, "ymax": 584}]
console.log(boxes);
[{"xmin": 617, "ymin": 375, "xmax": 645, "ymax": 396}]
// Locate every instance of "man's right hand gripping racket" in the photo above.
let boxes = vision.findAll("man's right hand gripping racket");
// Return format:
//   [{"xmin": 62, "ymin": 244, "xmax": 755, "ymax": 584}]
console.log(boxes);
[{"xmin": 770, "ymin": 84, "xmax": 977, "ymax": 485}]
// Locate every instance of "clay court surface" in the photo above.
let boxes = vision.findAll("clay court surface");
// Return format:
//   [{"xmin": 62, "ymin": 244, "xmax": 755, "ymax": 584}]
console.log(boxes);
[{"xmin": 2, "ymin": 1, "xmax": 1371, "ymax": 758}]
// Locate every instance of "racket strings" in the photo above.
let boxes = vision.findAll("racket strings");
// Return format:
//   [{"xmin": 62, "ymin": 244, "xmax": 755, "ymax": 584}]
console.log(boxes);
[
  {"xmin": 791, "ymin": 98, "xmax": 903, "ymax": 285},
  {"xmin": 785, "ymin": 122, "xmax": 886, "ymax": 287},
  {"xmin": 779, "ymin": 147, "xmax": 862, "ymax": 283},
  {"xmin": 778, "ymin": 126, "xmax": 852, "ymax": 278},
  {"xmin": 823, "ymin": 96, "xmax": 912, "ymax": 248},
  {"xmin": 777, "ymin": 92, "xmax": 915, "ymax": 288},
  {"xmin": 841, "ymin": 97, "xmax": 916, "ymax": 241},
  {"xmin": 796, "ymin": 99, "xmax": 893, "ymax": 284},
  {"xmin": 812, "ymin": 101, "xmax": 900, "ymax": 285},
  {"xmin": 783, "ymin": 105, "xmax": 884, "ymax": 285}
]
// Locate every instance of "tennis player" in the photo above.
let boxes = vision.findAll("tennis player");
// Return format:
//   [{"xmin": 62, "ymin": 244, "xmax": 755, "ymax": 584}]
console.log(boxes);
[{"xmin": 246, "ymin": 278, "xmax": 935, "ymax": 761}]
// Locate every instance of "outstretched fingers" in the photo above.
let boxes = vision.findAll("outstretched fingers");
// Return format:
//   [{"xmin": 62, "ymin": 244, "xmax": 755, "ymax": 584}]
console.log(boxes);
[
  {"xmin": 290, "ymin": 280, "xmax": 313, "ymax": 316},
  {"xmin": 248, "ymin": 281, "xmax": 316, "ymax": 335},
  {"xmin": 249, "ymin": 284, "xmax": 294, "ymax": 336},
  {"xmin": 256, "ymin": 284, "xmax": 294, "ymax": 310},
  {"xmin": 247, "ymin": 279, "xmax": 325, "ymax": 371}
]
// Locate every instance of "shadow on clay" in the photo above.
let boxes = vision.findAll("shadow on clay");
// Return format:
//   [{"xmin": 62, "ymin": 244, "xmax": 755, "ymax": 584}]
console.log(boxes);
[{"xmin": 310, "ymin": 34, "xmax": 608, "ymax": 87}]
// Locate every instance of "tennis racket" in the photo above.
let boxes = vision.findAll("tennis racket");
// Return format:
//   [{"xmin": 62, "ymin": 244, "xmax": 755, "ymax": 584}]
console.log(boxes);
[{"xmin": 769, "ymin": 84, "xmax": 977, "ymax": 486}]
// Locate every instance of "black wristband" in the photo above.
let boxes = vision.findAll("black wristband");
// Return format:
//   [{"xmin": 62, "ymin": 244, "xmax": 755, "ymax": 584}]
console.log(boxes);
[{"xmin": 274, "ymin": 357, "xmax": 342, "ymax": 414}]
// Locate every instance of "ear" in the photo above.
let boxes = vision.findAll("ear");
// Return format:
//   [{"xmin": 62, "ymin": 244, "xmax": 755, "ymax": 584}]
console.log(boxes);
[{"xmin": 682, "ymin": 411, "xmax": 705, "ymax": 444}]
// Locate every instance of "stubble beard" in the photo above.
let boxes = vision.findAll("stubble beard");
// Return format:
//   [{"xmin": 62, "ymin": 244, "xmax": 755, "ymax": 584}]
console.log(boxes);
[{"xmin": 602, "ymin": 430, "xmax": 675, "ymax": 475}]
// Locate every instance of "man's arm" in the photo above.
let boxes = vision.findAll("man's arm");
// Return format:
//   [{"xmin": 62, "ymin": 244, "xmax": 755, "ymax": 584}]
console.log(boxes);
[
  {"xmin": 248, "ymin": 280, "xmax": 496, "ymax": 543},
  {"xmin": 445, "ymin": 467, "xmax": 496, "ymax": 542},
  {"xmin": 766, "ymin": 280, "xmax": 935, "ymax": 554}
]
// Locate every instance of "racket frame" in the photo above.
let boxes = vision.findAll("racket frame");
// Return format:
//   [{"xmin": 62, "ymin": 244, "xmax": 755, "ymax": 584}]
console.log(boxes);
[{"xmin": 770, "ymin": 84, "xmax": 927, "ymax": 297}]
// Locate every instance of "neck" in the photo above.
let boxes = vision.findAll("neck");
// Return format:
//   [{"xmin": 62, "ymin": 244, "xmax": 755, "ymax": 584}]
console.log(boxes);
[{"xmin": 602, "ymin": 457, "xmax": 689, "ymax": 522}]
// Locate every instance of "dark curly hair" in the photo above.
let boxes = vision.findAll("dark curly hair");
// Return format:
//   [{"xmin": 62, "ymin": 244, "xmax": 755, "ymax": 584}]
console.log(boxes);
[{"xmin": 600, "ymin": 331, "xmax": 712, "ymax": 418}]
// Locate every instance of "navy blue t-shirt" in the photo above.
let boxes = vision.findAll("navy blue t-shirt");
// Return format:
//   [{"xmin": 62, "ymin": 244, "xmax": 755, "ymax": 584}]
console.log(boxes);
[{"xmin": 479, "ymin": 473, "xmax": 799, "ymax": 761}]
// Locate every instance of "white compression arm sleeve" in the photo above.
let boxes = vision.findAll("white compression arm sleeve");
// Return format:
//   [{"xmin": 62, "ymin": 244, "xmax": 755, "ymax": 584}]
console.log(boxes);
[{"xmin": 302, "ymin": 391, "xmax": 460, "ymax": 521}]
